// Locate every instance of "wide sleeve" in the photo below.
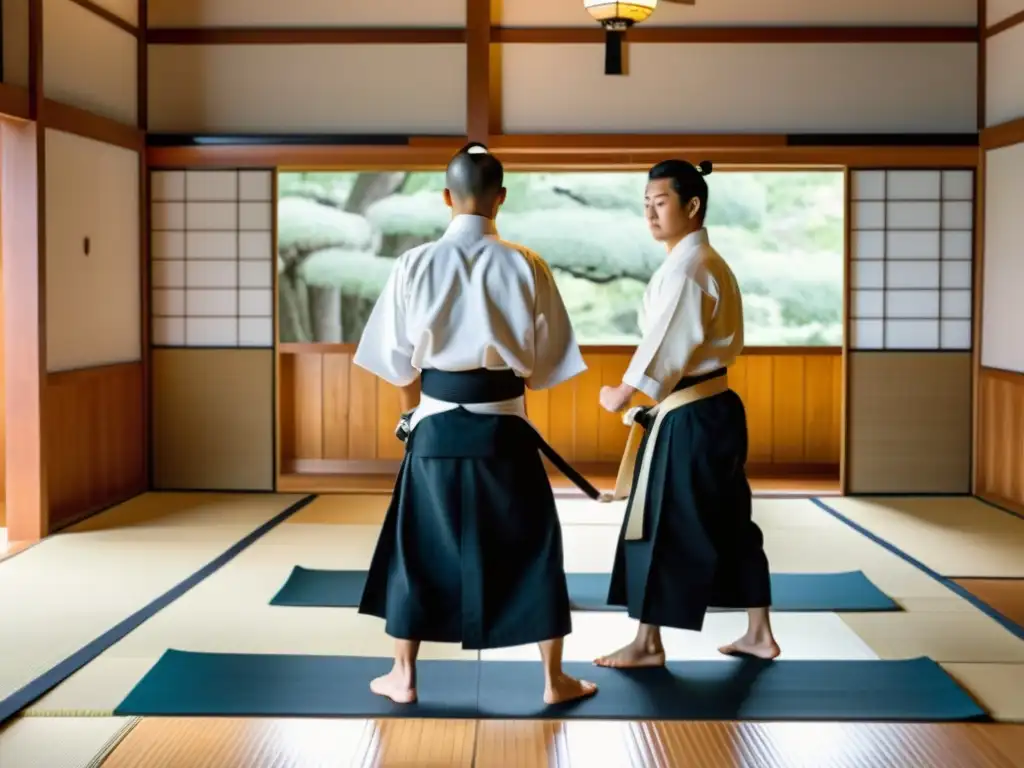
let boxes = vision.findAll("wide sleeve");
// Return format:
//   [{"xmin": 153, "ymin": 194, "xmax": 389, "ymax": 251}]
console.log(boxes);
[
  {"xmin": 526, "ymin": 255, "xmax": 587, "ymax": 390},
  {"xmin": 623, "ymin": 274, "xmax": 706, "ymax": 401},
  {"xmin": 352, "ymin": 256, "xmax": 418, "ymax": 387}
]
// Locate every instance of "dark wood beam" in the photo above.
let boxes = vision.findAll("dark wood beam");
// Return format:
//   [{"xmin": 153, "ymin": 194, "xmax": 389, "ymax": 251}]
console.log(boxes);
[
  {"xmin": 146, "ymin": 28, "xmax": 465, "ymax": 45},
  {"xmin": 980, "ymin": 116, "xmax": 1024, "ymax": 150},
  {"xmin": 986, "ymin": 9, "xmax": 1024, "ymax": 37},
  {"xmin": 0, "ymin": 83, "xmax": 31, "ymax": 121},
  {"xmin": 40, "ymin": 99, "xmax": 144, "ymax": 151},
  {"xmin": 66, "ymin": 0, "xmax": 139, "ymax": 36},
  {"xmin": 492, "ymin": 26, "xmax": 979, "ymax": 44}
]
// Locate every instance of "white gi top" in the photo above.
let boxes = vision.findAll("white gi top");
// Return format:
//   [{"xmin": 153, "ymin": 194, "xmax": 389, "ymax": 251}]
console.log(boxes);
[
  {"xmin": 622, "ymin": 228, "xmax": 744, "ymax": 402},
  {"xmin": 353, "ymin": 214, "xmax": 586, "ymax": 429}
]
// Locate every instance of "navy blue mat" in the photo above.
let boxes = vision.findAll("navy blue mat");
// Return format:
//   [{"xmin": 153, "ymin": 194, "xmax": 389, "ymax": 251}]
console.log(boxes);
[
  {"xmin": 270, "ymin": 567, "xmax": 900, "ymax": 612},
  {"xmin": 114, "ymin": 650, "xmax": 987, "ymax": 722}
]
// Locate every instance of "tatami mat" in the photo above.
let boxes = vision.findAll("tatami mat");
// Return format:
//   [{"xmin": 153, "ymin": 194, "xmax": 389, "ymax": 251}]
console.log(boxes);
[
  {"xmin": 0, "ymin": 493, "xmax": 306, "ymax": 710},
  {"xmin": 0, "ymin": 716, "xmax": 137, "ymax": 767},
  {"xmin": 941, "ymin": 664, "xmax": 1024, "ymax": 723},
  {"xmin": 820, "ymin": 497, "xmax": 1024, "ymax": 578},
  {"xmin": 481, "ymin": 611, "xmax": 879, "ymax": 662},
  {"xmin": 841, "ymin": 612, "xmax": 1024, "ymax": 663},
  {"xmin": 11, "ymin": 492, "xmax": 1024, "ymax": 724}
]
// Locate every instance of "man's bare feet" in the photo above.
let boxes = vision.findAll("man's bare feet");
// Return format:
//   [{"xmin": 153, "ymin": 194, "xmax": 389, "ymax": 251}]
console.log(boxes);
[
  {"xmin": 544, "ymin": 674, "xmax": 598, "ymax": 705},
  {"xmin": 369, "ymin": 666, "xmax": 417, "ymax": 704},
  {"xmin": 718, "ymin": 634, "xmax": 781, "ymax": 661},
  {"xmin": 594, "ymin": 641, "xmax": 666, "ymax": 669}
]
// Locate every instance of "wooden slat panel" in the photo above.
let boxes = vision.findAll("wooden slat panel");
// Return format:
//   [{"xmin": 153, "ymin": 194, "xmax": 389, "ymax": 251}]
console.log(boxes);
[
  {"xmin": 376, "ymin": 381, "xmax": 403, "ymax": 460},
  {"xmin": 291, "ymin": 354, "xmax": 323, "ymax": 460},
  {"xmin": 547, "ymin": 379, "xmax": 576, "ymax": 457},
  {"xmin": 321, "ymin": 353, "xmax": 350, "ymax": 460},
  {"xmin": 278, "ymin": 349, "xmax": 843, "ymax": 476},
  {"xmin": 977, "ymin": 367, "xmax": 1024, "ymax": 510},
  {"xmin": 597, "ymin": 354, "xmax": 630, "ymax": 462},
  {"xmin": 44, "ymin": 361, "xmax": 145, "ymax": 530},
  {"xmin": 771, "ymin": 355, "xmax": 806, "ymax": 463},
  {"xmin": 348, "ymin": 364, "xmax": 379, "ymax": 460},
  {"xmin": 524, "ymin": 387, "xmax": 550, "ymax": 438},
  {"xmin": 804, "ymin": 354, "xmax": 842, "ymax": 465},
  {"xmin": 743, "ymin": 356, "xmax": 776, "ymax": 464}
]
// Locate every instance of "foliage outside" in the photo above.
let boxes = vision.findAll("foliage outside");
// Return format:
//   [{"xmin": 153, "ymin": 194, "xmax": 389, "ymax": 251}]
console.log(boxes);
[{"xmin": 277, "ymin": 171, "xmax": 845, "ymax": 346}]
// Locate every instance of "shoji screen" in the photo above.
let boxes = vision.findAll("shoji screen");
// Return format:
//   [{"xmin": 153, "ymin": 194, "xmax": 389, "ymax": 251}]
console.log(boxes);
[
  {"xmin": 149, "ymin": 169, "xmax": 275, "ymax": 349},
  {"xmin": 849, "ymin": 169, "xmax": 975, "ymax": 351}
]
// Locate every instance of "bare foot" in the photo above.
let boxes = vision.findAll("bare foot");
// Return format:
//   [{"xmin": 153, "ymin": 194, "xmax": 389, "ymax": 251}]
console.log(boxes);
[
  {"xmin": 544, "ymin": 674, "xmax": 598, "ymax": 705},
  {"xmin": 718, "ymin": 635, "xmax": 781, "ymax": 660},
  {"xmin": 369, "ymin": 667, "xmax": 417, "ymax": 704},
  {"xmin": 594, "ymin": 642, "xmax": 666, "ymax": 669}
]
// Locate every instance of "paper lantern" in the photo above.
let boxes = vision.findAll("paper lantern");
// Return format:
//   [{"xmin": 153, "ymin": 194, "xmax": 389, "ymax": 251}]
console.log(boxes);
[{"xmin": 584, "ymin": 1, "xmax": 659, "ymax": 75}]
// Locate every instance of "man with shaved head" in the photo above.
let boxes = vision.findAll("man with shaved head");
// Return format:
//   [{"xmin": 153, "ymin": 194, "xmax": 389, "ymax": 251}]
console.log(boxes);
[{"xmin": 353, "ymin": 144, "xmax": 598, "ymax": 707}]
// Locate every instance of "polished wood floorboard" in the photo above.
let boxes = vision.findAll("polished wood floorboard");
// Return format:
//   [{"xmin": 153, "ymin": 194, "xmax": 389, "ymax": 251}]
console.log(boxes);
[
  {"xmin": 955, "ymin": 579, "xmax": 1024, "ymax": 628},
  {"xmin": 101, "ymin": 719, "xmax": 1024, "ymax": 767}
]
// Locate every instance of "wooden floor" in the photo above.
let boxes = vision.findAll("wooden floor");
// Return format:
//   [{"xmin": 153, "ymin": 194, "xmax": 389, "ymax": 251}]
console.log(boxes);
[
  {"xmin": 956, "ymin": 579, "xmax": 1024, "ymax": 629},
  {"xmin": 101, "ymin": 718, "xmax": 1024, "ymax": 767}
]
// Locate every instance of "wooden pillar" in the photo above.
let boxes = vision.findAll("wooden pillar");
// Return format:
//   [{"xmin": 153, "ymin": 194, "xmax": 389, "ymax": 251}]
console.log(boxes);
[
  {"xmin": 467, "ymin": 0, "xmax": 502, "ymax": 143},
  {"xmin": 1, "ymin": 120, "xmax": 47, "ymax": 542},
  {"xmin": 2, "ymin": 0, "xmax": 47, "ymax": 542}
]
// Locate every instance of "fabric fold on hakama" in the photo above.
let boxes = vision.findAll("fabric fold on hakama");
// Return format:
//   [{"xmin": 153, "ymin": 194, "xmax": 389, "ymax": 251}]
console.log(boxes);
[
  {"xmin": 606, "ymin": 371, "xmax": 772, "ymax": 631},
  {"xmin": 359, "ymin": 407, "xmax": 572, "ymax": 650}
]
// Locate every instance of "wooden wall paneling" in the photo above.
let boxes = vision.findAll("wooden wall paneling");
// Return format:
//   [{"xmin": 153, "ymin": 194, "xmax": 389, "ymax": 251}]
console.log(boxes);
[
  {"xmin": 277, "ymin": 348, "xmax": 844, "ymax": 485},
  {"xmin": 596, "ymin": 354, "xmax": 629, "ymax": 463},
  {"xmin": 375, "ymin": 380, "xmax": 402, "ymax": 460},
  {"xmin": 976, "ymin": 367, "xmax": 1024, "ymax": 512},
  {"xmin": 771, "ymin": 355, "xmax": 806, "ymax": 464},
  {"xmin": 348, "ymin": 362, "xmax": 378, "ymax": 460},
  {"xmin": 321, "ymin": 352, "xmax": 351, "ymax": 460},
  {"xmin": 292, "ymin": 353, "xmax": 324, "ymax": 461},
  {"xmin": 742, "ymin": 356, "xmax": 775, "ymax": 465},
  {"xmin": 44, "ymin": 362, "xmax": 145, "ymax": 530}
]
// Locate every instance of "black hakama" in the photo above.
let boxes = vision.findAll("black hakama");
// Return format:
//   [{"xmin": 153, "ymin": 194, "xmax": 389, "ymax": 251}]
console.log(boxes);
[
  {"xmin": 358, "ymin": 370, "xmax": 572, "ymax": 650},
  {"xmin": 607, "ymin": 369, "xmax": 772, "ymax": 631}
]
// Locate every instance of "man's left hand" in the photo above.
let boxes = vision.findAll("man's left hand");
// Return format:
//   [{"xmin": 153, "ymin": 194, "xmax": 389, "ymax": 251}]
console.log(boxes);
[{"xmin": 600, "ymin": 383, "xmax": 633, "ymax": 413}]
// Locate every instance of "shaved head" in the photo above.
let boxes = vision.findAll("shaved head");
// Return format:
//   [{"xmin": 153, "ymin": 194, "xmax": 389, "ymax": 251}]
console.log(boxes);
[{"xmin": 445, "ymin": 145, "xmax": 505, "ymax": 210}]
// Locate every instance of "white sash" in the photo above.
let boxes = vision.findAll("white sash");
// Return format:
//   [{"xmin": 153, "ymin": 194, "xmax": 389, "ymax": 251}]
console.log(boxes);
[{"xmin": 610, "ymin": 374, "xmax": 730, "ymax": 541}]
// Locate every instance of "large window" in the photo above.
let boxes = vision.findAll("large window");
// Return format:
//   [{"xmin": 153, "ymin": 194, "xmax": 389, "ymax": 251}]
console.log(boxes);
[{"xmin": 277, "ymin": 170, "xmax": 844, "ymax": 346}]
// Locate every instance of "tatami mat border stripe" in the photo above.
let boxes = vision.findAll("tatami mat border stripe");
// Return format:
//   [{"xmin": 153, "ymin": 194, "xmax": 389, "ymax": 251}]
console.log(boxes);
[
  {"xmin": 810, "ymin": 498, "xmax": 1024, "ymax": 642},
  {"xmin": 0, "ymin": 494, "xmax": 318, "ymax": 726}
]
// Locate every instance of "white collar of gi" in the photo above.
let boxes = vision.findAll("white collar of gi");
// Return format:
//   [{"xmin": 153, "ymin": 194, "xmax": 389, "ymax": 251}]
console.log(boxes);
[
  {"xmin": 667, "ymin": 227, "xmax": 709, "ymax": 260},
  {"xmin": 444, "ymin": 214, "xmax": 499, "ymax": 240}
]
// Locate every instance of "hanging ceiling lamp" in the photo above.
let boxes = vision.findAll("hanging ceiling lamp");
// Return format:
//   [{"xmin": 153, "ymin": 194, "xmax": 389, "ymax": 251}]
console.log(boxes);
[{"xmin": 584, "ymin": 1, "xmax": 659, "ymax": 76}]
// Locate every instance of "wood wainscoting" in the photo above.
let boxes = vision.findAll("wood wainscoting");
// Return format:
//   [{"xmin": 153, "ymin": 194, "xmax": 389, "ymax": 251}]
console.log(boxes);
[
  {"xmin": 278, "ymin": 345, "xmax": 842, "ymax": 491},
  {"xmin": 976, "ymin": 366, "xmax": 1024, "ymax": 514},
  {"xmin": 44, "ymin": 361, "xmax": 147, "ymax": 531}
]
